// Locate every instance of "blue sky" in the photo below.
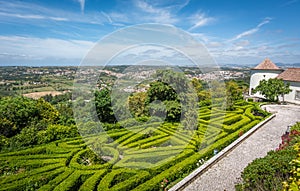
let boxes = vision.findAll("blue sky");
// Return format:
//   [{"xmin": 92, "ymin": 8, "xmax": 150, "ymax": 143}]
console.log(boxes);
[{"xmin": 1, "ymin": 0, "xmax": 300, "ymax": 66}]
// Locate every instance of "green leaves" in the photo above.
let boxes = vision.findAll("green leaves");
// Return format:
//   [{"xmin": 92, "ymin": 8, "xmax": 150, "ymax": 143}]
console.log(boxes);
[
  {"xmin": 0, "ymin": 96, "xmax": 59, "ymax": 138},
  {"xmin": 253, "ymin": 78, "xmax": 292, "ymax": 102}
]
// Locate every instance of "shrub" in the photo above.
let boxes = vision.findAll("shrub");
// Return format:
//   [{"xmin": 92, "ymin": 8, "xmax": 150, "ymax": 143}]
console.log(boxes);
[
  {"xmin": 79, "ymin": 170, "xmax": 106, "ymax": 191},
  {"xmin": 52, "ymin": 170, "xmax": 95, "ymax": 191},
  {"xmin": 236, "ymin": 147, "xmax": 297, "ymax": 191},
  {"xmin": 38, "ymin": 168, "xmax": 74, "ymax": 191},
  {"xmin": 38, "ymin": 124, "xmax": 79, "ymax": 144},
  {"xmin": 236, "ymin": 122, "xmax": 300, "ymax": 191},
  {"xmin": 0, "ymin": 135, "xmax": 9, "ymax": 150},
  {"xmin": 98, "ymin": 169, "xmax": 150, "ymax": 191},
  {"xmin": 9, "ymin": 127, "xmax": 39, "ymax": 148},
  {"xmin": 282, "ymin": 142, "xmax": 300, "ymax": 191},
  {"xmin": 223, "ymin": 115, "xmax": 251, "ymax": 132}
]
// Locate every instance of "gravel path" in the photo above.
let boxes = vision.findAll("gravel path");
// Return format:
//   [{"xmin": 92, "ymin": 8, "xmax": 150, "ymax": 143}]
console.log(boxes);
[{"xmin": 183, "ymin": 104, "xmax": 300, "ymax": 191}]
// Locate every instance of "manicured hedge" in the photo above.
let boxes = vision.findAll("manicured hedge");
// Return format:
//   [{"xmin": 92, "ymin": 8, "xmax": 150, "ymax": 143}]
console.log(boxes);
[
  {"xmin": 1, "ymin": 167, "xmax": 65, "ymax": 191},
  {"xmin": 97, "ymin": 169, "xmax": 150, "ymax": 191},
  {"xmin": 53, "ymin": 170, "xmax": 95, "ymax": 191},
  {"xmin": 124, "ymin": 134, "xmax": 169, "ymax": 149},
  {"xmin": 38, "ymin": 168, "xmax": 74, "ymax": 191},
  {"xmin": 0, "ymin": 163, "xmax": 64, "ymax": 185},
  {"xmin": 78, "ymin": 170, "xmax": 106, "ymax": 191},
  {"xmin": 69, "ymin": 148, "xmax": 119, "ymax": 170},
  {"xmin": 223, "ymin": 115, "xmax": 251, "ymax": 132},
  {"xmin": 0, "ymin": 101, "xmax": 269, "ymax": 191}
]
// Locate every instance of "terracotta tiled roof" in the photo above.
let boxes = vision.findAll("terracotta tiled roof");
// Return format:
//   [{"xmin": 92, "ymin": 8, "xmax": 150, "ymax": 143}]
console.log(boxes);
[
  {"xmin": 277, "ymin": 68, "xmax": 300, "ymax": 82},
  {"xmin": 253, "ymin": 58, "xmax": 282, "ymax": 70}
]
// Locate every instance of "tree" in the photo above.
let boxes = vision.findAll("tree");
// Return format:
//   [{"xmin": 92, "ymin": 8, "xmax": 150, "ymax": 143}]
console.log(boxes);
[
  {"xmin": 226, "ymin": 80, "xmax": 243, "ymax": 110},
  {"xmin": 191, "ymin": 78, "xmax": 211, "ymax": 101},
  {"xmin": 0, "ymin": 96, "xmax": 59, "ymax": 137},
  {"xmin": 94, "ymin": 88, "xmax": 117, "ymax": 123},
  {"xmin": 128, "ymin": 92, "xmax": 147, "ymax": 117},
  {"xmin": 253, "ymin": 78, "xmax": 292, "ymax": 102},
  {"xmin": 145, "ymin": 81, "xmax": 178, "ymax": 104}
]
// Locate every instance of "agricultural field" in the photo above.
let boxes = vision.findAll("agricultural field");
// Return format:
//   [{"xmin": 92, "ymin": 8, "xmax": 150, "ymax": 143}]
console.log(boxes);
[{"xmin": 0, "ymin": 101, "xmax": 269, "ymax": 191}]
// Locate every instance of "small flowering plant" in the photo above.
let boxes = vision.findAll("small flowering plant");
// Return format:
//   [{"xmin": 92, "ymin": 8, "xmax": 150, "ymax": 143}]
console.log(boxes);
[
  {"xmin": 160, "ymin": 178, "xmax": 169, "ymax": 191},
  {"xmin": 276, "ymin": 129, "xmax": 300, "ymax": 151}
]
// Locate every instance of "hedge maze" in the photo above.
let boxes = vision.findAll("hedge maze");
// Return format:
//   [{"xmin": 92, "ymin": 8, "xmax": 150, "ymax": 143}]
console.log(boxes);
[{"xmin": 0, "ymin": 101, "xmax": 269, "ymax": 191}]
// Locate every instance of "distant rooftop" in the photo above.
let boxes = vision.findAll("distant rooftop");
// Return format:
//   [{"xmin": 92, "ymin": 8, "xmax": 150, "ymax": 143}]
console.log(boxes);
[
  {"xmin": 277, "ymin": 68, "xmax": 300, "ymax": 82},
  {"xmin": 252, "ymin": 58, "xmax": 282, "ymax": 70}
]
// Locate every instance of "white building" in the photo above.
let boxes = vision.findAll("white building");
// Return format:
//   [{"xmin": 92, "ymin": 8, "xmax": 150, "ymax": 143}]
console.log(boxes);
[{"xmin": 249, "ymin": 58, "xmax": 300, "ymax": 104}]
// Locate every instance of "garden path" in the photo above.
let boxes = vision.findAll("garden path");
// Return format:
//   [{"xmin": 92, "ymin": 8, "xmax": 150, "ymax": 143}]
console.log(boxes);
[{"xmin": 183, "ymin": 104, "xmax": 300, "ymax": 191}]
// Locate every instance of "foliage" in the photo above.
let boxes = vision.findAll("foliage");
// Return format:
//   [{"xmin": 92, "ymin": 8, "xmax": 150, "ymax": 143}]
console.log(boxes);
[
  {"xmin": 226, "ymin": 80, "xmax": 243, "ymax": 110},
  {"xmin": 145, "ymin": 81, "xmax": 178, "ymax": 104},
  {"xmin": 282, "ymin": 142, "xmax": 300, "ymax": 191},
  {"xmin": 94, "ymin": 88, "xmax": 117, "ymax": 123},
  {"xmin": 38, "ymin": 124, "xmax": 79, "ymax": 144},
  {"xmin": 128, "ymin": 92, "xmax": 147, "ymax": 117},
  {"xmin": 253, "ymin": 78, "xmax": 292, "ymax": 102},
  {"xmin": 236, "ymin": 122, "xmax": 300, "ymax": 191},
  {"xmin": 190, "ymin": 78, "xmax": 211, "ymax": 101},
  {"xmin": 0, "ymin": 101, "xmax": 269, "ymax": 191},
  {"xmin": 56, "ymin": 101, "xmax": 75, "ymax": 125},
  {"xmin": 0, "ymin": 96, "xmax": 59, "ymax": 137},
  {"xmin": 236, "ymin": 148, "xmax": 297, "ymax": 191},
  {"xmin": 42, "ymin": 92, "xmax": 72, "ymax": 105}
]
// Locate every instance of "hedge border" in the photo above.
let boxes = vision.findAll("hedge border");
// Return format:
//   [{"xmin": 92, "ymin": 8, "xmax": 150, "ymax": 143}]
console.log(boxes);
[{"xmin": 169, "ymin": 113, "xmax": 275, "ymax": 191}]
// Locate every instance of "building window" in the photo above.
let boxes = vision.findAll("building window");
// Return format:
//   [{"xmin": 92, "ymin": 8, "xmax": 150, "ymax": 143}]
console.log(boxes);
[
  {"xmin": 263, "ymin": 75, "xmax": 266, "ymax": 78},
  {"xmin": 295, "ymin": 91, "xmax": 300, "ymax": 100}
]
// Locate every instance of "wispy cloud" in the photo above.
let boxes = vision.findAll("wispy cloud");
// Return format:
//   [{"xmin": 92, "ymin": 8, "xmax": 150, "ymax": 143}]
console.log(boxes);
[
  {"xmin": 0, "ymin": 35, "xmax": 94, "ymax": 65},
  {"xmin": 281, "ymin": 0, "xmax": 299, "ymax": 7},
  {"xmin": 230, "ymin": 17, "xmax": 272, "ymax": 41},
  {"xmin": 134, "ymin": 0, "xmax": 177, "ymax": 24},
  {"xmin": 0, "ymin": 12, "xmax": 68, "ymax": 21},
  {"xmin": 0, "ymin": 1, "xmax": 107, "ymax": 26},
  {"xmin": 188, "ymin": 12, "xmax": 215, "ymax": 31},
  {"xmin": 77, "ymin": 0, "xmax": 85, "ymax": 14}
]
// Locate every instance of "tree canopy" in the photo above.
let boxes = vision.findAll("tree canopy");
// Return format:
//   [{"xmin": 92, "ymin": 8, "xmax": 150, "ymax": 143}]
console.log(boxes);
[
  {"xmin": 253, "ymin": 78, "xmax": 292, "ymax": 102},
  {"xmin": 0, "ymin": 96, "xmax": 59, "ymax": 137}
]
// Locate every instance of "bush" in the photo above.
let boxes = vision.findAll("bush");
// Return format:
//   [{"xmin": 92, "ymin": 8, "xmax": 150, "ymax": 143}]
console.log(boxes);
[
  {"xmin": 38, "ymin": 124, "xmax": 79, "ymax": 144},
  {"xmin": 0, "ymin": 135, "xmax": 9, "ymax": 149},
  {"xmin": 98, "ymin": 169, "xmax": 150, "ymax": 191},
  {"xmin": 236, "ymin": 122, "xmax": 300, "ymax": 191},
  {"xmin": 9, "ymin": 127, "xmax": 39, "ymax": 148},
  {"xmin": 236, "ymin": 147, "xmax": 297, "ymax": 191},
  {"xmin": 79, "ymin": 170, "xmax": 106, "ymax": 191}
]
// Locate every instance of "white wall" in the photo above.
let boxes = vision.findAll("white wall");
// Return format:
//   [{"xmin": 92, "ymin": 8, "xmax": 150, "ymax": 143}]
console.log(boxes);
[
  {"xmin": 249, "ymin": 69, "xmax": 282, "ymax": 98},
  {"xmin": 279, "ymin": 81, "xmax": 300, "ymax": 104}
]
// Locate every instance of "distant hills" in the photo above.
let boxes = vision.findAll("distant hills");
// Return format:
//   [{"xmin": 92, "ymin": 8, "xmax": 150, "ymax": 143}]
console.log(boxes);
[
  {"xmin": 275, "ymin": 62, "xmax": 300, "ymax": 68},
  {"xmin": 1, "ymin": 62, "xmax": 300, "ymax": 69},
  {"xmin": 219, "ymin": 62, "xmax": 300, "ymax": 69}
]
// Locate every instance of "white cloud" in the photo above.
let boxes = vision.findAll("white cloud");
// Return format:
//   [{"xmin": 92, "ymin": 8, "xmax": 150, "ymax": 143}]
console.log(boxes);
[
  {"xmin": 0, "ymin": 12, "xmax": 68, "ymax": 21},
  {"xmin": 0, "ymin": 36, "xmax": 94, "ymax": 62},
  {"xmin": 134, "ymin": 0, "xmax": 177, "ymax": 24},
  {"xmin": 234, "ymin": 40, "xmax": 250, "ymax": 47},
  {"xmin": 230, "ymin": 17, "xmax": 272, "ymax": 41},
  {"xmin": 0, "ymin": 1, "xmax": 105, "ymax": 26},
  {"xmin": 77, "ymin": 0, "xmax": 85, "ymax": 13},
  {"xmin": 188, "ymin": 12, "xmax": 215, "ymax": 31}
]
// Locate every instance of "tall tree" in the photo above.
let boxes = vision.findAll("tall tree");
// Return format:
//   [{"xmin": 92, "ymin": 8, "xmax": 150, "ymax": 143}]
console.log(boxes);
[
  {"xmin": 226, "ymin": 80, "xmax": 243, "ymax": 110},
  {"xmin": 94, "ymin": 88, "xmax": 117, "ymax": 123}
]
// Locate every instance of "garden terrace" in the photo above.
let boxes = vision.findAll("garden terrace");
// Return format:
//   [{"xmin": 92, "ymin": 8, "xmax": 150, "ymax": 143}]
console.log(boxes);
[{"xmin": 0, "ymin": 101, "xmax": 269, "ymax": 191}]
